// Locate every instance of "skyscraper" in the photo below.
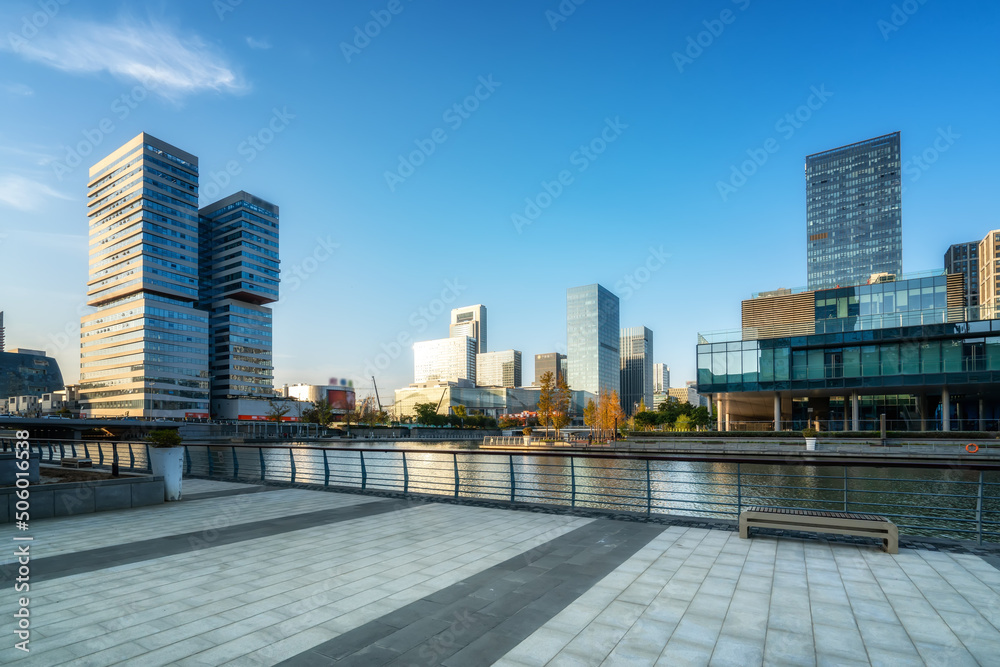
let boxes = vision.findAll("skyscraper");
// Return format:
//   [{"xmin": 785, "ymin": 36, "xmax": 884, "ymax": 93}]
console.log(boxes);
[
  {"xmin": 199, "ymin": 192, "xmax": 280, "ymax": 401},
  {"xmin": 653, "ymin": 363, "xmax": 669, "ymax": 393},
  {"xmin": 449, "ymin": 305, "xmax": 487, "ymax": 353},
  {"xmin": 0, "ymin": 311, "xmax": 4, "ymax": 352},
  {"xmin": 413, "ymin": 337, "xmax": 477, "ymax": 384},
  {"xmin": 534, "ymin": 352, "xmax": 566, "ymax": 386},
  {"xmin": 476, "ymin": 350, "xmax": 521, "ymax": 387},
  {"xmin": 945, "ymin": 241, "xmax": 979, "ymax": 309},
  {"xmin": 567, "ymin": 284, "xmax": 620, "ymax": 395},
  {"xmin": 979, "ymin": 231, "xmax": 1000, "ymax": 319},
  {"xmin": 806, "ymin": 132, "xmax": 902, "ymax": 289},
  {"xmin": 620, "ymin": 326, "xmax": 653, "ymax": 415},
  {"xmin": 79, "ymin": 133, "xmax": 278, "ymax": 419}
]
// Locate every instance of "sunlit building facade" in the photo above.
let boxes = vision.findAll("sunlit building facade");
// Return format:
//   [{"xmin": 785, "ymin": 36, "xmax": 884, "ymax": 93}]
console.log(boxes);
[
  {"xmin": 413, "ymin": 336, "xmax": 477, "ymax": 384},
  {"xmin": 620, "ymin": 326, "xmax": 653, "ymax": 415},
  {"xmin": 567, "ymin": 284, "xmax": 620, "ymax": 395},
  {"xmin": 476, "ymin": 350, "xmax": 521, "ymax": 387},
  {"xmin": 449, "ymin": 305, "xmax": 487, "ymax": 353}
]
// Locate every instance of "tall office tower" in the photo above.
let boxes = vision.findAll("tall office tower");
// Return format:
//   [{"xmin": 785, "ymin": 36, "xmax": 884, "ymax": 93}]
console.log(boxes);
[
  {"xmin": 620, "ymin": 327, "xmax": 653, "ymax": 416},
  {"xmin": 979, "ymin": 231, "xmax": 1000, "ymax": 319},
  {"xmin": 534, "ymin": 352, "xmax": 567, "ymax": 386},
  {"xmin": 0, "ymin": 311, "xmax": 4, "ymax": 352},
  {"xmin": 653, "ymin": 363, "xmax": 670, "ymax": 393},
  {"xmin": 806, "ymin": 132, "xmax": 902, "ymax": 290},
  {"xmin": 567, "ymin": 284, "xmax": 620, "ymax": 395},
  {"xmin": 79, "ymin": 133, "xmax": 210, "ymax": 418},
  {"xmin": 945, "ymin": 241, "xmax": 979, "ymax": 309},
  {"xmin": 476, "ymin": 350, "xmax": 522, "ymax": 387},
  {"xmin": 449, "ymin": 305, "xmax": 487, "ymax": 353},
  {"xmin": 413, "ymin": 336, "xmax": 477, "ymax": 384},
  {"xmin": 198, "ymin": 192, "xmax": 279, "ymax": 401}
]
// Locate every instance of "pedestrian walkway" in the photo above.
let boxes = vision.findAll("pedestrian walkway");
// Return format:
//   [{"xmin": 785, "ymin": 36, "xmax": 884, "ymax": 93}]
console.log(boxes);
[{"xmin": 2, "ymin": 480, "xmax": 998, "ymax": 665}]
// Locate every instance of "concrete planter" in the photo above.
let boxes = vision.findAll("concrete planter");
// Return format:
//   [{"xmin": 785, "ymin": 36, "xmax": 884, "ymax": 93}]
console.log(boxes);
[
  {"xmin": 805, "ymin": 437, "xmax": 817, "ymax": 451},
  {"xmin": 148, "ymin": 446, "xmax": 184, "ymax": 501},
  {"xmin": 523, "ymin": 435, "xmax": 532, "ymax": 447}
]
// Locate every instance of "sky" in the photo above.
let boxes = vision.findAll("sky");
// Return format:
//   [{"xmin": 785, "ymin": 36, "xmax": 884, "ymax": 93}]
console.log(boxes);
[{"xmin": 0, "ymin": 0, "xmax": 998, "ymax": 402}]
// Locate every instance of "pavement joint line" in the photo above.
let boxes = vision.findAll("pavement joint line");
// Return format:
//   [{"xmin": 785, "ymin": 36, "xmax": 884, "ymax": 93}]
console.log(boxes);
[
  {"xmin": 180, "ymin": 484, "xmax": 282, "ymax": 501},
  {"xmin": 0, "ymin": 497, "xmax": 420, "ymax": 583}
]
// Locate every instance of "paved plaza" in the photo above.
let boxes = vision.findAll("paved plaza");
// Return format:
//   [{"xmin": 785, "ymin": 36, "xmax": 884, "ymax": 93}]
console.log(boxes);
[{"xmin": 2, "ymin": 479, "xmax": 999, "ymax": 666}]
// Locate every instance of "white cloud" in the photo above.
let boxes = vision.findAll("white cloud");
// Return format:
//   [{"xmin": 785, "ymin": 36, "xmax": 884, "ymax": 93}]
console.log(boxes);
[
  {"xmin": 0, "ymin": 174, "xmax": 72, "ymax": 211},
  {"xmin": 1, "ymin": 82, "xmax": 34, "ymax": 96},
  {"xmin": 246, "ymin": 36, "xmax": 271, "ymax": 50},
  {"xmin": 3, "ymin": 17, "xmax": 247, "ymax": 99}
]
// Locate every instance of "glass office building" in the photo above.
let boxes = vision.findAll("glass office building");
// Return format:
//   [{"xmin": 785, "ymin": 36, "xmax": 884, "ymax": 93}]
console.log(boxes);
[
  {"xmin": 697, "ymin": 272, "xmax": 1000, "ymax": 431},
  {"xmin": 620, "ymin": 326, "xmax": 653, "ymax": 415},
  {"xmin": 567, "ymin": 284, "xmax": 620, "ymax": 395},
  {"xmin": 450, "ymin": 305, "xmax": 487, "ymax": 353},
  {"xmin": 413, "ymin": 337, "xmax": 477, "ymax": 384},
  {"xmin": 806, "ymin": 132, "xmax": 902, "ymax": 290},
  {"xmin": 476, "ymin": 350, "xmax": 521, "ymax": 388},
  {"xmin": 944, "ymin": 241, "xmax": 979, "ymax": 308}
]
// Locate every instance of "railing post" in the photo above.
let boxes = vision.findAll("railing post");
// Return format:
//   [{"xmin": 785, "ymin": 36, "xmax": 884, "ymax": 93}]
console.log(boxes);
[
  {"xmin": 111, "ymin": 443, "xmax": 119, "ymax": 476},
  {"xmin": 402, "ymin": 451, "xmax": 409, "ymax": 494},
  {"xmin": 323, "ymin": 449, "xmax": 330, "ymax": 487},
  {"xmin": 71, "ymin": 443, "xmax": 76, "ymax": 458},
  {"xmin": 453, "ymin": 453, "xmax": 460, "ymax": 498},
  {"xmin": 736, "ymin": 462, "xmax": 742, "ymax": 516},
  {"xmin": 843, "ymin": 467, "xmax": 849, "ymax": 512},
  {"xmin": 570, "ymin": 457, "xmax": 576, "ymax": 507},
  {"xmin": 128, "ymin": 443, "xmax": 135, "ymax": 470},
  {"xmin": 259, "ymin": 448, "xmax": 266, "ymax": 481},
  {"xmin": 360, "ymin": 451, "xmax": 367, "ymax": 490},
  {"xmin": 145, "ymin": 445, "xmax": 151, "ymax": 472},
  {"xmin": 646, "ymin": 459, "xmax": 652, "ymax": 516},
  {"xmin": 98, "ymin": 443, "xmax": 104, "ymax": 466},
  {"xmin": 84, "ymin": 442, "xmax": 89, "ymax": 460},
  {"xmin": 207, "ymin": 446, "xmax": 214, "ymax": 477},
  {"xmin": 48, "ymin": 442, "xmax": 54, "ymax": 462},
  {"xmin": 232, "ymin": 447, "xmax": 239, "ymax": 478},
  {"xmin": 977, "ymin": 470, "xmax": 984, "ymax": 546},
  {"xmin": 289, "ymin": 449, "xmax": 296, "ymax": 484},
  {"xmin": 509, "ymin": 454, "xmax": 516, "ymax": 503},
  {"xmin": 185, "ymin": 446, "xmax": 192, "ymax": 475},
  {"xmin": 59, "ymin": 442, "xmax": 65, "ymax": 459}
]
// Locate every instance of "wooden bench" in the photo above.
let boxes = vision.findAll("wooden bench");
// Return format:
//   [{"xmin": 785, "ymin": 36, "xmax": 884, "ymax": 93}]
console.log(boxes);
[
  {"xmin": 739, "ymin": 506, "xmax": 898, "ymax": 554},
  {"xmin": 60, "ymin": 457, "xmax": 93, "ymax": 469}
]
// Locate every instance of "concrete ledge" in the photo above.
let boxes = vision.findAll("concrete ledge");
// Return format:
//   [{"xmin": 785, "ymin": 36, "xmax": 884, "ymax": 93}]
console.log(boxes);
[
  {"xmin": 0, "ymin": 476, "xmax": 165, "ymax": 522},
  {"xmin": 0, "ymin": 452, "xmax": 40, "ymax": 485}
]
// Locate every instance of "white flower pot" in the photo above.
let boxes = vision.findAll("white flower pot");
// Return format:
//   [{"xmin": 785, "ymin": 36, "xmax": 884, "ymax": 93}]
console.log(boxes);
[
  {"xmin": 804, "ymin": 437, "xmax": 817, "ymax": 451},
  {"xmin": 149, "ymin": 446, "xmax": 184, "ymax": 501},
  {"xmin": 523, "ymin": 435, "xmax": 532, "ymax": 446}
]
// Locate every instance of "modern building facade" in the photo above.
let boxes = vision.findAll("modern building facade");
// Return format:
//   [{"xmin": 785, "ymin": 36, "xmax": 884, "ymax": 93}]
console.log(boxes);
[
  {"xmin": 620, "ymin": 326, "xmax": 653, "ymax": 415},
  {"xmin": 806, "ymin": 132, "xmax": 902, "ymax": 290},
  {"xmin": 413, "ymin": 336, "xmax": 477, "ymax": 384},
  {"xmin": 979, "ymin": 230, "xmax": 1000, "ymax": 319},
  {"xmin": 0, "ymin": 348, "xmax": 64, "ymax": 401},
  {"xmin": 653, "ymin": 363, "xmax": 669, "ymax": 393},
  {"xmin": 199, "ymin": 192, "xmax": 279, "ymax": 402},
  {"xmin": 697, "ymin": 271, "xmax": 996, "ymax": 432},
  {"xmin": 78, "ymin": 133, "xmax": 279, "ymax": 419},
  {"xmin": 450, "ymin": 305, "xmax": 487, "ymax": 353},
  {"xmin": 394, "ymin": 383, "xmax": 593, "ymax": 422},
  {"xmin": 534, "ymin": 352, "xmax": 566, "ymax": 387},
  {"xmin": 476, "ymin": 350, "xmax": 522, "ymax": 388},
  {"xmin": 945, "ymin": 241, "xmax": 979, "ymax": 308},
  {"xmin": 567, "ymin": 284, "xmax": 620, "ymax": 396},
  {"xmin": 0, "ymin": 312, "xmax": 4, "ymax": 352}
]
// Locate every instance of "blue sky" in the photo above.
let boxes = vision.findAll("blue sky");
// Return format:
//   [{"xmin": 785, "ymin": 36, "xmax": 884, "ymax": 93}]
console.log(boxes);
[{"xmin": 0, "ymin": 0, "xmax": 997, "ymax": 400}]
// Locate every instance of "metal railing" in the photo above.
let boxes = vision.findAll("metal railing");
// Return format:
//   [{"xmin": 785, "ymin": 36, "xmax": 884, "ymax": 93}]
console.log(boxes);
[
  {"xmin": 6, "ymin": 439, "xmax": 998, "ymax": 545},
  {"xmin": 2, "ymin": 439, "xmax": 150, "ymax": 473}
]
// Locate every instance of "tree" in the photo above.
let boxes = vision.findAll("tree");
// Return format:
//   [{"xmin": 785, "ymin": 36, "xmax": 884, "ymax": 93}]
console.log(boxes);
[
  {"xmin": 634, "ymin": 411, "xmax": 658, "ymax": 430},
  {"xmin": 536, "ymin": 371, "xmax": 555, "ymax": 435},
  {"xmin": 453, "ymin": 405, "xmax": 467, "ymax": 419},
  {"xmin": 414, "ymin": 402, "xmax": 444, "ymax": 426},
  {"xmin": 266, "ymin": 400, "xmax": 290, "ymax": 422},
  {"xmin": 552, "ymin": 377, "xmax": 572, "ymax": 438},
  {"xmin": 691, "ymin": 406, "xmax": 711, "ymax": 429},
  {"xmin": 675, "ymin": 414, "xmax": 693, "ymax": 431},
  {"xmin": 302, "ymin": 400, "xmax": 336, "ymax": 427},
  {"xmin": 583, "ymin": 398, "xmax": 597, "ymax": 438}
]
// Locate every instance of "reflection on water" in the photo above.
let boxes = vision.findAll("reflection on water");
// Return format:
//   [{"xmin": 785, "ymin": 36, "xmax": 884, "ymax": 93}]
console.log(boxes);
[{"xmin": 191, "ymin": 442, "xmax": 999, "ymax": 542}]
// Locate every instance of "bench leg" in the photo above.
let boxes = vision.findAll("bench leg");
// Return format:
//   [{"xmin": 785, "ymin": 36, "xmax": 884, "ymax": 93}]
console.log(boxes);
[
  {"xmin": 883, "ymin": 527, "xmax": 899, "ymax": 554},
  {"xmin": 739, "ymin": 516, "xmax": 749, "ymax": 539}
]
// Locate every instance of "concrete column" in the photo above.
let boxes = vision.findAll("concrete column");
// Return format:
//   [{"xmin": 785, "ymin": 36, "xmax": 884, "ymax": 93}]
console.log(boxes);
[
  {"xmin": 717, "ymin": 395, "xmax": 724, "ymax": 431},
  {"xmin": 942, "ymin": 387, "xmax": 951, "ymax": 432},
  {"xmin": 919, "ymin": 395, "xmax": 927, "ymax": 432},
  {"xmin": 843, "ymin": 396, "xmax": 849, "ymax": 432},
  {"xmin": 980, "ymin": 398, "xmax": 985, "ymax": 432},
  {"xmin": 773, "ymin": 393, "xmax": 781, "ymax": 432},
  {"xmin": 851, "ymin": 392, "xmax": 860, "ymax": 432}
]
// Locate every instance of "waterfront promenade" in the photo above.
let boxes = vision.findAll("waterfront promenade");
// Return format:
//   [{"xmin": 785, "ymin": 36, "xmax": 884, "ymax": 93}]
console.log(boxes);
[{"xmin": 2, "ymin": 479, "xmax": 999, "ymax": 665}]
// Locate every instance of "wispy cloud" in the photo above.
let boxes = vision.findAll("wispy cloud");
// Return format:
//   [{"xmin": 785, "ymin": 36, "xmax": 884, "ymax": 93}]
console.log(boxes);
[
  {"xmin": 2, "ymin": 16, "xmax": 247, "ymax": 99},
  {"xmin": 1, "ymin": 82, "xmax": 33, "ymax": 96},
  {"xmin": 0, "ymin": 174, "xmax": 72, "ymax": 211},
  {"xmin": 246, "ymin": 36, "xmax": 271, "ymax": 50}
]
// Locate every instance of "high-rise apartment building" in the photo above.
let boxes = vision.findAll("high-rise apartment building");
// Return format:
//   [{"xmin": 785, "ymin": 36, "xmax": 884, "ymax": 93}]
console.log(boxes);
[
  {"xmin": 806, "ymin": 132, "xmax": 902, "ymax": 290},
  {"xmin": 620, "ymin": 327, "xmax": 653, "ymax": 415},
  {"xmin": 979, "ymin": 230, "xmax": 1000, "ymax": 319},
  {"xmin": 476, "ymin": 350, "xmax": 521, "ymax": 387},
  {"xmin": 449, "ymin": 305, "xmax": 487, "ymax": 353},
  {"xmin": 79, "ymin": 133, "xmax": 278, "ymax": 419},
  {"xmin": 567, "ymin": 284, "xmax": 619, "ymax": 395},
  {"xmin": 413, "ymin": 336, "xmax": 477, "ymax": 384},
  {"xmin": 199, "ymin": 192, "xmax": 279, "ymax": 401},
  {"xmin": 653, "ymin": 363, "xmax": 669, "ymax": 393},
  {"xmin": 534, "ymin": 352, "xmax": 566, "ymax": 386},
  {"xmin": 944, "ymin": 241, "xmax": 979, "ymax": 308}
]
